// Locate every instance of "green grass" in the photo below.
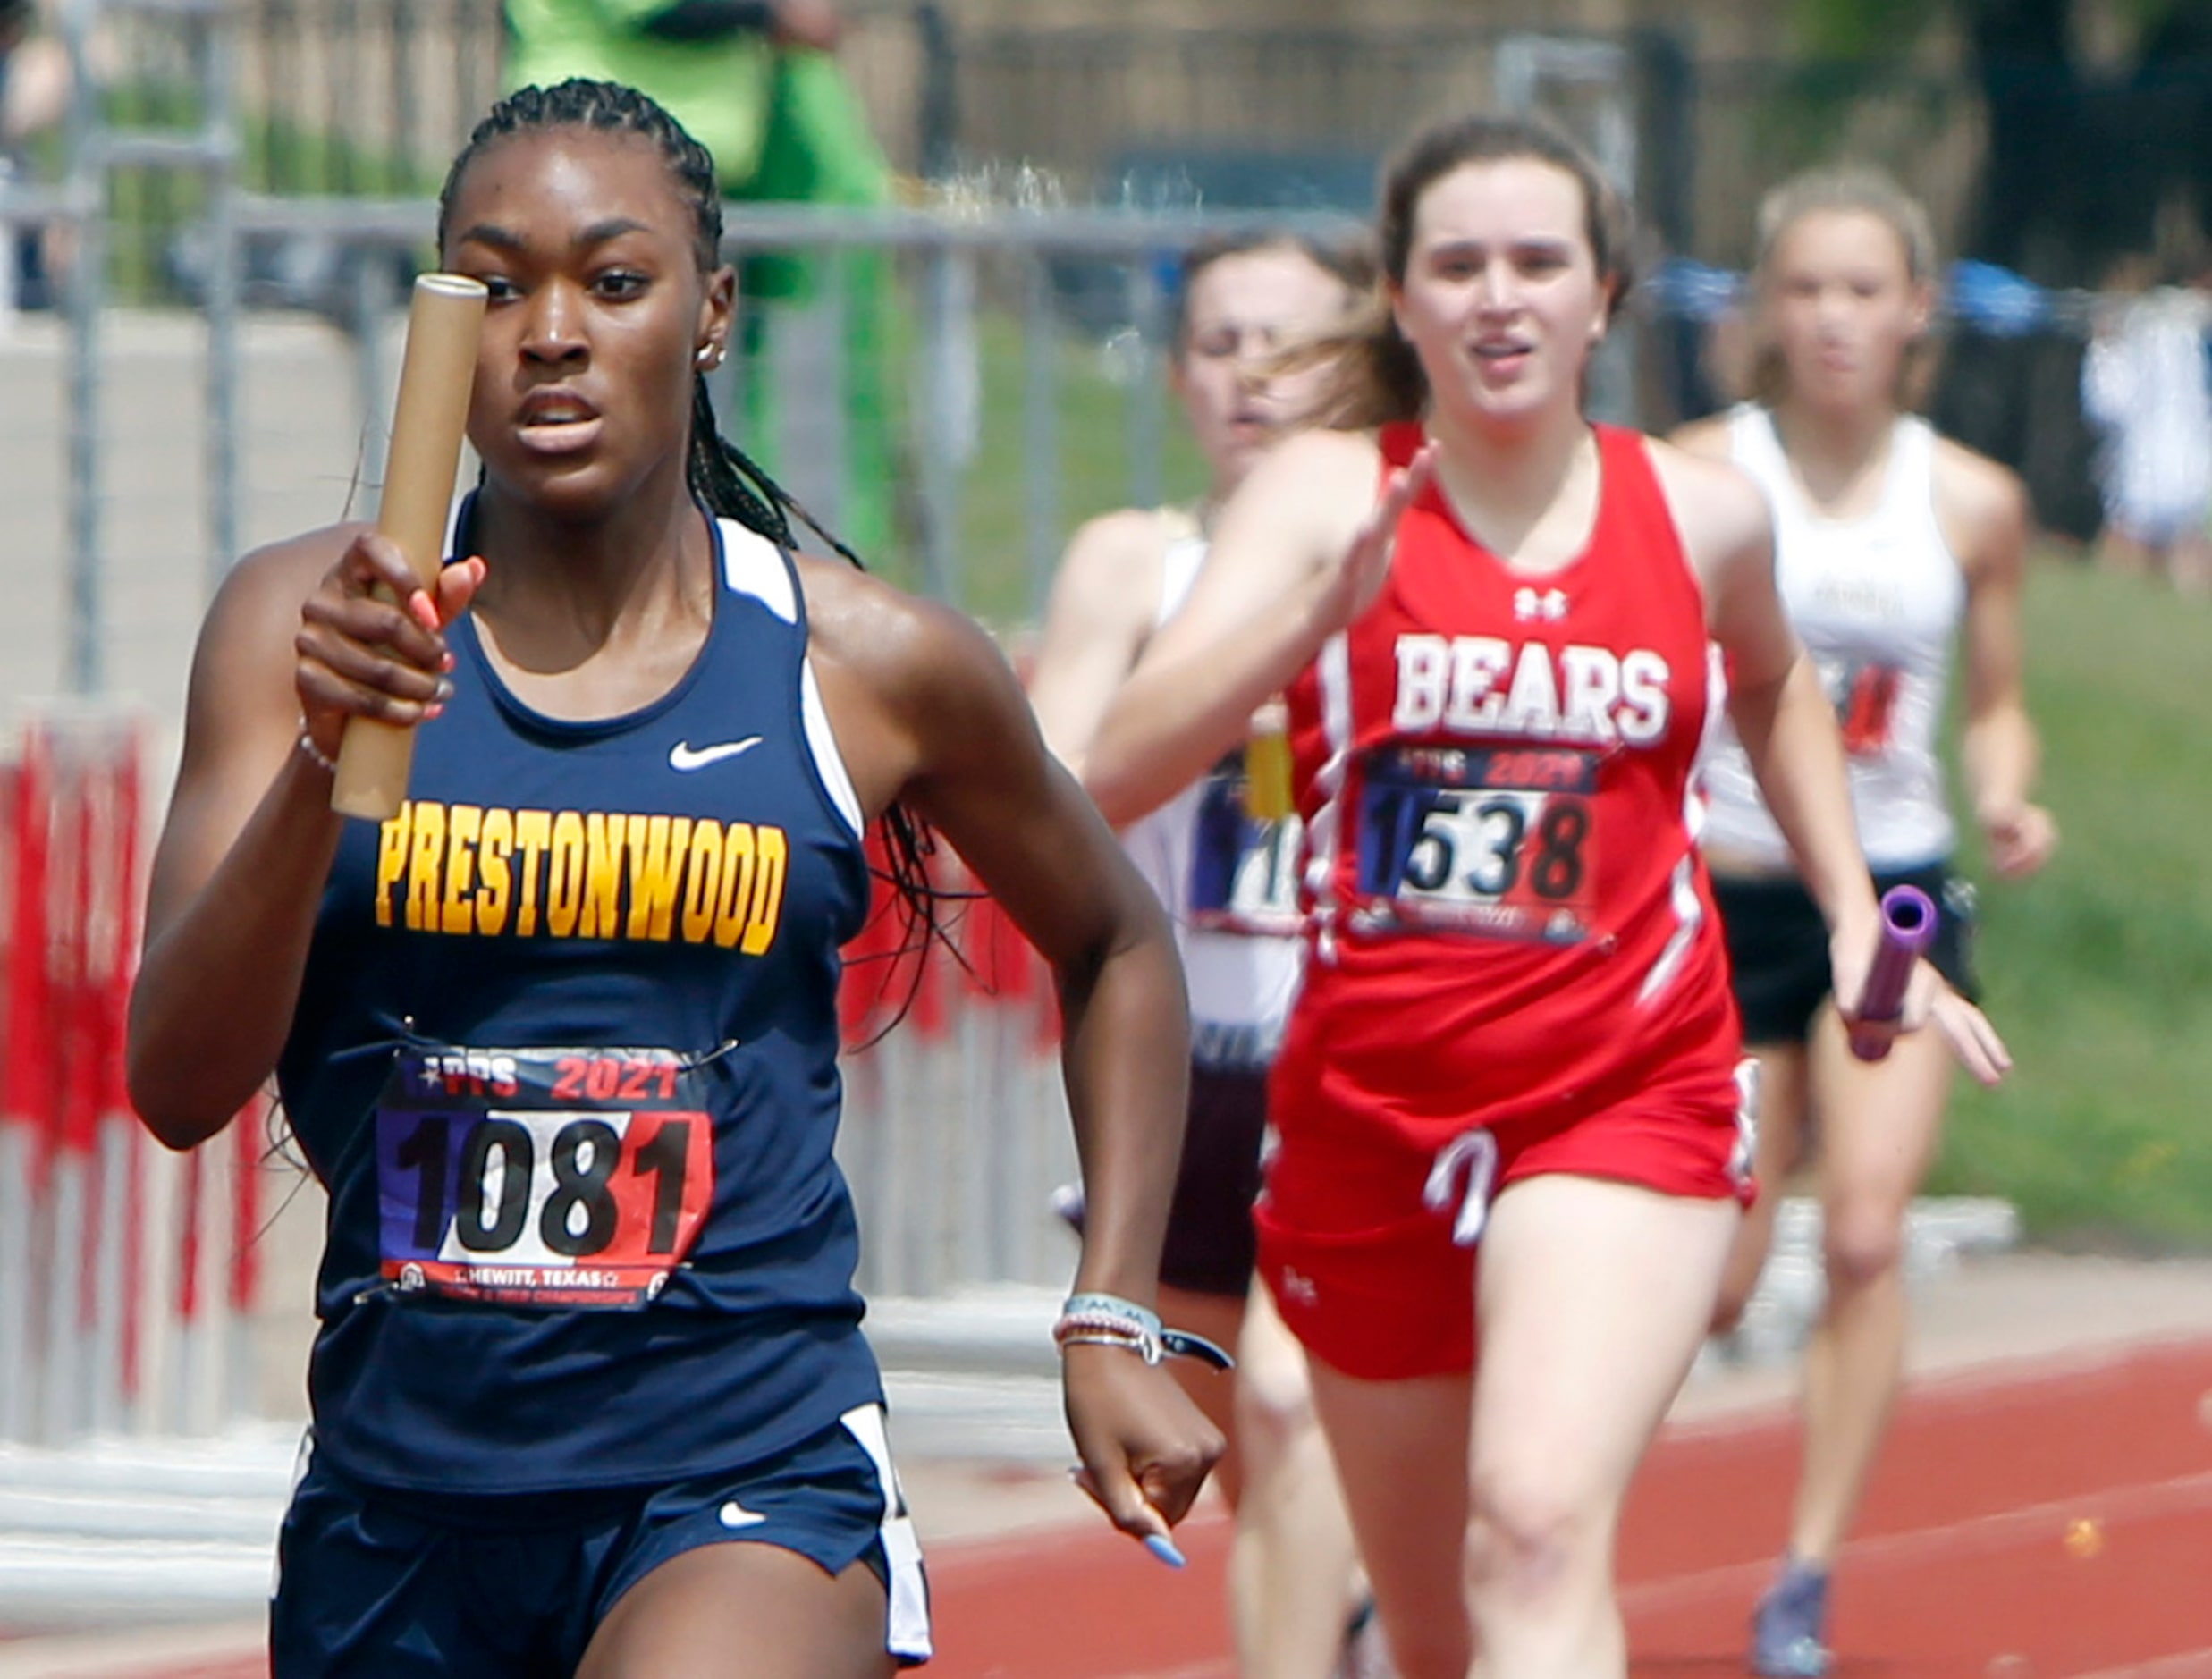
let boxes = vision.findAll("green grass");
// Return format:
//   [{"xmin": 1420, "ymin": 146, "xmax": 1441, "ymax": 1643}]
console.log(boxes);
[{"xmin": 1928, "ymin": 559, "xmax": 2212, "ymax": 1247}]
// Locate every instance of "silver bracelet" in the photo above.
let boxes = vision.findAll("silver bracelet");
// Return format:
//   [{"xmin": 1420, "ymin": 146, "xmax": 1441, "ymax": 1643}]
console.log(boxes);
[{"xmin": 296, "ymin": 721, "xmax": 338, "ymax": 776}]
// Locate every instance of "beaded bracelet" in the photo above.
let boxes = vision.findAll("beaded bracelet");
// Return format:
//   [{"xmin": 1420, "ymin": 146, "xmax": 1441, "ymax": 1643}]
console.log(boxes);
[
  {"xmin": 1051, "ymin": 1291, "xmax": 1233, "ymax": 1371},
  {"xmin": 296, "ymin": 722, "xmax": 338, "ymax": 776},
  {"xmin": 1061, "ymin": 1292, "xmax": 1162, "ymax": 1338}
]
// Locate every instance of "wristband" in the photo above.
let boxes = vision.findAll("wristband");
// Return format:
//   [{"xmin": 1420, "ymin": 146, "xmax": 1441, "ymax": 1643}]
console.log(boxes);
[
  {"xmin": 1053, "ymin": 1292, "xmax": 1233, "ymax": 1371},
  {"xmin": 1060, "ymin": 1292, "xmax": 1161, "ymax": 1337}
]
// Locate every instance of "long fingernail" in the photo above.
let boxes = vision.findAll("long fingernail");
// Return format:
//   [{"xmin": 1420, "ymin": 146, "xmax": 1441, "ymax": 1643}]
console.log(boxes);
[
  {"xmin": 424, "ymin": 702, "xmax": 445, "ymax": 722},
  {"xmin": 1143, "ymin": 1533, "xmax": 1186, "ymax": 1569},
  {"xmin": 436, "ymin": 679, "xmax": 455, "ymax": 701},
  {"xmin": 441, "ymin": 651, "xmax": 456, "ymax": 673}
]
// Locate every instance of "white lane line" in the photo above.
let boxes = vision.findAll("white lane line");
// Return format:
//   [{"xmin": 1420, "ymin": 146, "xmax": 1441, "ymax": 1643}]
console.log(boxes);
[
  {"xmin": 1623, "ymin": 1468, "xmax": 2212, "ymax": 1616},
  {"xmin": 2066, "ymin": 1649, "xmax": 2212, "ymax": 1679}
]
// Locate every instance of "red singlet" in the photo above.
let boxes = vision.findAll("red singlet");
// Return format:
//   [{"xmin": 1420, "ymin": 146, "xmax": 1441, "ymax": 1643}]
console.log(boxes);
[{"xmin": 1259, "ymin": 421, "xmax": 1752, "ymax": 1380}]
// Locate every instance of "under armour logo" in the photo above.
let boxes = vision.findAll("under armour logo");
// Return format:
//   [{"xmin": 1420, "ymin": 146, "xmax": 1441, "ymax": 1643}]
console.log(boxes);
[
  {"xmin": 1514, "ymin": 586, "xmax": 1569, "ymax": 622},
  {"xmin": 1279, "ymin": 1268, "xmax": 1319, "ymax": 1306}
]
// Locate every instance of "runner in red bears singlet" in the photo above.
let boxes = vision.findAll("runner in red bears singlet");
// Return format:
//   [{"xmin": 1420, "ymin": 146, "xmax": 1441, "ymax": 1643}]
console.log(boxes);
[
  {"xmin": 1085, "ymin": 113, "xmax": 2010, "ymax": 1679},
  {"xmin": 1266, "ymin": 419, "xmax": 1750, "ymax": 1383}
]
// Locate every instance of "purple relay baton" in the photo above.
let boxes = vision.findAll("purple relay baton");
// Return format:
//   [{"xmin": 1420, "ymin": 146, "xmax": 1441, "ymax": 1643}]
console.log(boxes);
[{"xmin": 1849, "ymin": 883, "xmax": 1938, "ymax": 1062}]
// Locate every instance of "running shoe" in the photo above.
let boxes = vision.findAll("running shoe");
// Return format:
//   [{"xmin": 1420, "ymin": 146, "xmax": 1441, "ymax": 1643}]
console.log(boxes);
[{"xmin": 1751, "ymin": 1559, "xmax": 1831, "ymax": 1678}]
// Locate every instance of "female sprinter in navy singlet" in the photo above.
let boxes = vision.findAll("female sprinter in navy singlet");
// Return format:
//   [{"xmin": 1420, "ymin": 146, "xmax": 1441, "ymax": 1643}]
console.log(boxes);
[
  {"xmin": 126, "ymin": 80, "xmax": 1219, "ymax": 1679},
  {"xmin": 1082, "ymin": 115, "xmax": 2009, "ymax": 1679}
]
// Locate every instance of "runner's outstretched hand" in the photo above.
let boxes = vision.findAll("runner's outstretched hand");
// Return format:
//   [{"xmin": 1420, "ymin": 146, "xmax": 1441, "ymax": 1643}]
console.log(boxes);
[{"xmin": 1313, "ymin": 441, "xmax": 1439, "ymax": 633}]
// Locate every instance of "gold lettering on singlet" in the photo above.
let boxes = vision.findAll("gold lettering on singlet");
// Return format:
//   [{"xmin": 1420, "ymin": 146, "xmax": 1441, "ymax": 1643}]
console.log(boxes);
[
  {"xmin": 545, "ymin": 811, "xmax": 587, "ymax": 938},
  {"xmin": 368, "ymin": 800, "xmax": 791, "ymax": 953},
  {"xmin": 476, "ymin": 806, "xmax": 514, "ymax": 936},
  {"xmin": 405, "ymin": 802, "xmax": 446, "ymax": 932},
  {"xmin": 511, "ymin": 809, "xmax": 552, "ymax": 936},
  {"xmin": 441, "ymin": 805, "xmax": 482, "ymax": 935},
  {"xmin": 578, "ymin": 812, "xmax": 625, "ymax": 940},
  {"xmin": 626, "ymin": 814, "xmax": 690, "ymax": 942}
]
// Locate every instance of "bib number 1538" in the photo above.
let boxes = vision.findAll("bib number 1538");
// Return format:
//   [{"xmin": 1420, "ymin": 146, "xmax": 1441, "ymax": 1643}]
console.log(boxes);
[{"xmin": 1356, "ymin": 745, "xmax": 1600, "ymax": 942}]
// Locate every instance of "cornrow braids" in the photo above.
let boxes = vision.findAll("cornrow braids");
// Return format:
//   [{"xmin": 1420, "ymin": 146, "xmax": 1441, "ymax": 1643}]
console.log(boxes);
[
  {"xmin": 442, "ymin": 79, "xmax": 954, "ymax": 1022},
  {"xmin": 439, "ymin": 78, "xmax": 723, "ymax": 270},
  {"xmin": 686, "ymin": 382, "xmax": 872, "ymax": 573}
]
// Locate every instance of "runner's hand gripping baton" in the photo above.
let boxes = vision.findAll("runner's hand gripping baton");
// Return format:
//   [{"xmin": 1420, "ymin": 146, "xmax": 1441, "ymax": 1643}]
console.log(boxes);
[
  {"xmin": 330, "ymin": 274, "xmax": 488, "ymax": 822},
  {"xmin": 1848, "ymin": 883, "xmax": 1938, "ymax": 1062}
]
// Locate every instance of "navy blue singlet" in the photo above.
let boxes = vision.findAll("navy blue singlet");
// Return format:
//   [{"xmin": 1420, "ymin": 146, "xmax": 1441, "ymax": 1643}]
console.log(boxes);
[{"xmin": 277, "ymin": 508, "xmax": 881, "ymax": 1497}]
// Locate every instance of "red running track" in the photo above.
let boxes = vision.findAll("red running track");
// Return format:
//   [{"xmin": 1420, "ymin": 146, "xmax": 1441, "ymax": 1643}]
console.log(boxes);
[
  {"xmin": 923, "ymin": 1338, "xmax": 2212, "ymax": 1679},
  {"xmin": 138, "ymin": 1338, "xmax": 2212, "ymax": 1679}
]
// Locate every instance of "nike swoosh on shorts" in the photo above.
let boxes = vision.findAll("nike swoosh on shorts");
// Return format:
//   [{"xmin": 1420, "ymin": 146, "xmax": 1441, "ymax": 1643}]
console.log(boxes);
[{"xmin": 670, "ymin": 737, "xmax": 764, "ymax": 772}]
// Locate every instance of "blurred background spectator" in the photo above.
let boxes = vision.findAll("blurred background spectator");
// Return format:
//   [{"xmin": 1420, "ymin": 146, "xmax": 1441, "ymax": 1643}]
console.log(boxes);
[
  {"xmin": 0, "ymin": 0, "xmax": 70, "ymax": 311},
  {"xmin": 2079, "ymin": 249, "xmax": 2212, "ymax": 597}
]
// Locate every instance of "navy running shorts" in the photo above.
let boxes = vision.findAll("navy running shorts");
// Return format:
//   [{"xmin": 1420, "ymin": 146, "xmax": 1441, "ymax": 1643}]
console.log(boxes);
[
  {"xmin": 1712, "ymin": 861, "xmax": 1979, "ymax": 1048},
  {"xmin": 270, "ymin": 1403, "xmax": 931, "ymax": 1675},
  {"xmin": 1160, "ymin": 1064, "xmax": 1271, "ymax": 1299}
]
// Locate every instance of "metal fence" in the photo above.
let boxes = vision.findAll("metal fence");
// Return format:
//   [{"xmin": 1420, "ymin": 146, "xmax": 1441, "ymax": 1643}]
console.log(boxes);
[
  {"xmin": 15, "ymin": 0, "xmax": 2113, "ymax": 566},
  {"xmin": 55, "ymin": 4, "xmax": 2007, "ymax": 284}
]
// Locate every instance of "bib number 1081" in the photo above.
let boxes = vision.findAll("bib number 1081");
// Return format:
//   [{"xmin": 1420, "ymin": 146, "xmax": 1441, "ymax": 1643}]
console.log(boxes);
[
  {"xmin": 374, "ymin": 1047, "xmax": 714, "ymax": 1309},
  {"xmin": 393, "ymin": 1112, "xmax": 696, "ymax": 1258}
]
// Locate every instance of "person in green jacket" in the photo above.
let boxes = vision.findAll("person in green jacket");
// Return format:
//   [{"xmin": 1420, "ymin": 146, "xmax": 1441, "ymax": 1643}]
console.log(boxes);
[
  {"xmin": 503, "ymin": 0, "xmax": 900, "ymax": 558},
  {"xmin": 503, "ymin": 0, "xmax": 840, "ymax": 194}
]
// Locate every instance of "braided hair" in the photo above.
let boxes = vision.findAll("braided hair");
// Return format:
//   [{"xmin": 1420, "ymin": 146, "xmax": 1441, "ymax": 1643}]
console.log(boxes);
[{"xmin": 438, "ymin": 80, "xmax": 945, "ymax": 1009}]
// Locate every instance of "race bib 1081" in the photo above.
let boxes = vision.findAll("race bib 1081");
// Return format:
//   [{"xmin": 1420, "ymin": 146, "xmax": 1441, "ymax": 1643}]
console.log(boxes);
[{"xmin": 374, "ymin": 1045, "xmax": 715, "ymax": 1309}]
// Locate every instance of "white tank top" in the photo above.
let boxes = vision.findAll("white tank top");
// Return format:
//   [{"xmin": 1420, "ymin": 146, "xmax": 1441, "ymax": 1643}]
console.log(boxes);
[
  {"xmin": 1118, "ymin": 533, "xmax": 1305, "ymax": 1072},
  {"xmin": 1701, "ymin": 407, "xmax": 1964, "ymax": 872}
]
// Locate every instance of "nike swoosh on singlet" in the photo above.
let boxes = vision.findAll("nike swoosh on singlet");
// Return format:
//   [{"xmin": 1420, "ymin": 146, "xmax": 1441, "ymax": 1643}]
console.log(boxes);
[{"xmin": 669, "ymin": 737, "xmax": 764, "ymax": 772}]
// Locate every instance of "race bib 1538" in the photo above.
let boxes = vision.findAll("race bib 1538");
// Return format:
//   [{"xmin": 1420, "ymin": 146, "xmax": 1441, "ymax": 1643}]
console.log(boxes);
[{"xmin": 1355, "ymin": 743, "xmax": 1599, "ymax": 943}]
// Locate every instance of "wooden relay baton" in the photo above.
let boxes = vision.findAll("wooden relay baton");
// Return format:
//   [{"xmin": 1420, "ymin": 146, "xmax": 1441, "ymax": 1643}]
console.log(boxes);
[{"xmin": 329, "ymin": 273, "xmax": 488, "ymax": 822}]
